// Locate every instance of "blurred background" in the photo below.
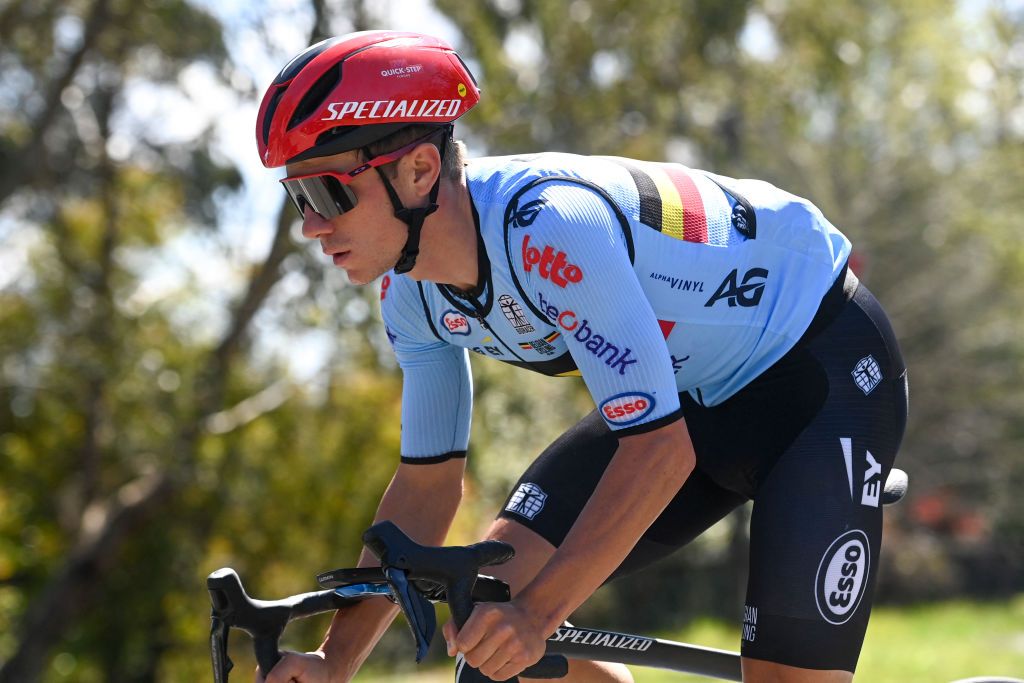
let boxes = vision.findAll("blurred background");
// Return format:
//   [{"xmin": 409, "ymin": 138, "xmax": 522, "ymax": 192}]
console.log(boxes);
[{"xmin": 1, "ymin": 0, "xmax": 1023, "ymax": 680}]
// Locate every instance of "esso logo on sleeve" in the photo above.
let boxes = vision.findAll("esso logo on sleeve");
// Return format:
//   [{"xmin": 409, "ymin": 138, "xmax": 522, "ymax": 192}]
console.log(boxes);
[
  {"xmin": 441, "ymin": 310, "xmax": 471, "ymax": 336},
  {"xmin": 600, "ymin": 392, "xmax": 655, "ymax": 426}
]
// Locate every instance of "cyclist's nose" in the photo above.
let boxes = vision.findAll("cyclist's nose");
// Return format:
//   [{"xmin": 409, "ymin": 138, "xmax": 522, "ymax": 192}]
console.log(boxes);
[{"xmin": 300, "ymin": 206, "xmax": 333, "ymax": 239}]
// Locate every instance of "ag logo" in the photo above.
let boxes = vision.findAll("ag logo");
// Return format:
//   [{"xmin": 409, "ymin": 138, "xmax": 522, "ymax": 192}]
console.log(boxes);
[
  {"xmin": 441, "ymin": 310, "xmax": 471, "ymax": 336},
  {"xmin": 815, "ymin": 529, "xmax": 870, "ymax": 625},
  {"xmin": 704, "ymin": 268, "xmax": 768, "ymax": 308},
  {"xmin": 510, "ymin": 199, "xmax": 548, "ymax": 228}
]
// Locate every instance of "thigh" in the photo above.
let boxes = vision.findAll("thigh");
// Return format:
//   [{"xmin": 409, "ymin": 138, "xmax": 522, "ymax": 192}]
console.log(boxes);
[
  {"xmin": 742, "ymin": 284, "xmax": 909, "ymax": 672},
  {"xmin": 497, "ymin": 410, "xmax": 747, "ymax": 581}
]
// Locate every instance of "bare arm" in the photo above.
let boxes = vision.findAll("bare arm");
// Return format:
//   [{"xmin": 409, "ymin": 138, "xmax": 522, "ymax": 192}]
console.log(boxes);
[
  {"xmin": 447, "ymin": 419, "xmax": 695, "ymax": 680},
  {"xmin": 517, "ymin": 419, "xmax": 695, "ymax": 633},
  {"xmin": 317, "ymin": 457, "xmax": 465, "ymax": 682}
]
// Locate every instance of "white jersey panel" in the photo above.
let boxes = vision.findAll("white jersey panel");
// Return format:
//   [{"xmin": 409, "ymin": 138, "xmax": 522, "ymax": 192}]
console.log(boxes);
[{"xmin": 380, "ymin": 273, "xmax": 473, "ymax": 459}]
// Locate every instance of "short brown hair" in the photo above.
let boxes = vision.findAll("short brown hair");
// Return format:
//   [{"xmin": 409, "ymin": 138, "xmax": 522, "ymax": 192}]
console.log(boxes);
[{"xmin": 363, "ymin": 124, "xmax": 465, "ymax": 182}]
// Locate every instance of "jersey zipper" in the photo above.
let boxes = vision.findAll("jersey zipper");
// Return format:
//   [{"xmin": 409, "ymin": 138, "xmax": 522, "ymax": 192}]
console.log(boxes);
[{"xmin": 463, "ymin": 295, "xmax": 533, "ymax": 365}]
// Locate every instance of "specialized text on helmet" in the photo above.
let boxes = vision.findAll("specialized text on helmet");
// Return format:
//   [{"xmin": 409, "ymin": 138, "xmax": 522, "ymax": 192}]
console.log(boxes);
[{"xmin": 322, "ymin": 99, "xmax": 462, "ymax": 122}]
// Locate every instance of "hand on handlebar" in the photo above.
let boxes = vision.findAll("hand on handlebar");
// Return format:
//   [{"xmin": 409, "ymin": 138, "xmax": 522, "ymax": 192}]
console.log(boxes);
[
  {"xmin": 255, "ymin": 650, "xmax": 333, "ymax": 683},
  {"xmin": 444, "ymin": 600, "xmax": 549, "ymax": 682}
]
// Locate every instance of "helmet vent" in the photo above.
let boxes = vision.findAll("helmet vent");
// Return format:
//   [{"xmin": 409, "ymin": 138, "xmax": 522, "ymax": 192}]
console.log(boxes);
[
  {"xmin": 289, "ymin": 63, "xmax": 343, "ymax": 129},
  {"xmin": 276, "ymin": 36, "xmax": 342, "ymax": 83},
  {"xmin": 261, "ymin": 87, "xmax": 286, "ymax": 146}
]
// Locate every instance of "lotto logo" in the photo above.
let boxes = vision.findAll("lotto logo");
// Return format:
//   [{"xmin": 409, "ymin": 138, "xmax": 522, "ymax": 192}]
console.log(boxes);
[{"xmin": 521, "ymin": 235, "xmax": 583, "ymax": 287}]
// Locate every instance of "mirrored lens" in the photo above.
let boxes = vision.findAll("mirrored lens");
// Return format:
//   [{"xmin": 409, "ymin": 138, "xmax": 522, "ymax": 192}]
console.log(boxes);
[
  {"xmin": 321, "ymin": 176, "xmax": 356, "ymax": 213},
  {"xmin": 281, "ymin": 175, "xmax": 357, "ymax": 218}
]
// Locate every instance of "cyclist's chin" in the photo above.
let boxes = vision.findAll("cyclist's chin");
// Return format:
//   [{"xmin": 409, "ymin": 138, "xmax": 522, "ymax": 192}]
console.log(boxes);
[
  {"xmin": 345, "ymin": 270, "xmax": 371, "ymax": 286},
  {"xmin": 343, "ymin": 263, "xmax": 386, "ymax": 286}
]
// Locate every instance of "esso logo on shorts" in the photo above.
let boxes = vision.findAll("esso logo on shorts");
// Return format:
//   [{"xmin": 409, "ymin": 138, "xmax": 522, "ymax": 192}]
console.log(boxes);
[
  {"xmin": 815, "ymin": 529, "xmax": 871, "ymax": 625},
  {"xmin": 600, "ymin": 392, "xmax": 655, "ymax": 426},
  {"xmin": 441, "ymin": 310, "xmax": 471, "ymax": 336}
]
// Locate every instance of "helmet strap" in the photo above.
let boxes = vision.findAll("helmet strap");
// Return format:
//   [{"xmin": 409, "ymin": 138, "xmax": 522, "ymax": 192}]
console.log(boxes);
[{"xmin": 373, "ymin": 127, "xmax": 451, "ymax": 275}]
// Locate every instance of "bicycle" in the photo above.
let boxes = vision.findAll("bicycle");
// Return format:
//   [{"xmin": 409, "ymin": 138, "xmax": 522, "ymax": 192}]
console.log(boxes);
[{"xmin": 205, "ymin": 468, "xmax": 1021, "ymax": 683}]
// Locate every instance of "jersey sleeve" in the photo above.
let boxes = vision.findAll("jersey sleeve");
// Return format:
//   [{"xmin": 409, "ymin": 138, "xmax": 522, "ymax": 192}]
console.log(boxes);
[
  {"xmin": 380, "ymin": 274, "xmax": 473, "ymax": 463},
  {"xmin": 507, "ymin": 181, "xmax": 682, "ymax": 435}
]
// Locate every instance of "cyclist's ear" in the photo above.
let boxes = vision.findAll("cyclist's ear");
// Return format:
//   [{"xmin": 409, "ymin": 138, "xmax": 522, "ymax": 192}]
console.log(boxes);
[{"xmin": 399, "ymin": 142, "xmax": 442, "ymax": 198}]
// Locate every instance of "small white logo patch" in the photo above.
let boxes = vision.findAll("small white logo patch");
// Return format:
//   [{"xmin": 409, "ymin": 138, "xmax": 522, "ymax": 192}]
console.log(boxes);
[
  {"xmin": 741, "ymin": 605, "xmax": 758, "ymax": 642},
  {"xmin": 852, "ymin": 355, "xmax": 882, "ymax": 395},
  {"xmin": 815, "ymin": 529, "xmax": 871, "ymax": 624},
  {"xmin": 505, "ymin": 483, "xmax": 547, "ymax": 520}
]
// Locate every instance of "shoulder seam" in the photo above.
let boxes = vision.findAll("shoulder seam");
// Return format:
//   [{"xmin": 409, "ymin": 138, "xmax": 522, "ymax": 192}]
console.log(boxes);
[{"xmin": 416, "ymin": 281, "xmax": 444, "ymax": 341}]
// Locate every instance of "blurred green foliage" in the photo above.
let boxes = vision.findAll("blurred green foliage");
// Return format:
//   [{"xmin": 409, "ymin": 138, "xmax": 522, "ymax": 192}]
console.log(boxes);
[{"xmin": 1, "ymin": 0, "xmax": 1022, "ymax": 680}]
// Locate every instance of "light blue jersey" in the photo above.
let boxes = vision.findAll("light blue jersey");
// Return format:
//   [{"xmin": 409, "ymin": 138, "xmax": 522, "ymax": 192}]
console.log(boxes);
[{"xmin": 381, "ymin": 153, "xmax": 851, "ymax": 460}]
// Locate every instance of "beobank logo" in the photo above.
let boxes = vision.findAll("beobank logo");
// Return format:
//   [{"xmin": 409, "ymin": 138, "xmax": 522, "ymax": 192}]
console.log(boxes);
[
  {"xmin": 522, "ymin": 235, "xmax": 583, "ymax": 288},
  {"xmin": 600, "ymin": 393, "xmax": 656, "ymax": 426},
  {"xmin": 536, "ymin": 292, "xmax": 638, "ymax": 375}
]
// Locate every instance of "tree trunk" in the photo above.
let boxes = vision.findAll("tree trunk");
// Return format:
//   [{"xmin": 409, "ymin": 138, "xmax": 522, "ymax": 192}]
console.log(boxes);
[
  {"xmin": 0, "ymin": 0, "xmax": 114, "ymax": 203},
  {"xmin": 0, "ymin": 471, "xmax": 173, "ymax": 682}
]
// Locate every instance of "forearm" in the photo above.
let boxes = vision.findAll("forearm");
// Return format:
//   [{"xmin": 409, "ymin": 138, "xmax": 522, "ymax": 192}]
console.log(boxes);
[
  {"xmin": 318, "ymin": 458, "xmax": 465, "ymax": 679},
  {"xmin": 517, "ymin": 422, "xmax": 695, "ymax": 634}
]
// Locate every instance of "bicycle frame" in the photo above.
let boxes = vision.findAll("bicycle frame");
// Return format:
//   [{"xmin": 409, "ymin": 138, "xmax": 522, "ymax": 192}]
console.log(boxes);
[
  {"xmin": 208, "ymin": 557, "xmax": 743, "ymax": 682},
  {"xmin": 207, "ymin": 468, "xmax": 914, "ymax": 682},
  {"xmin": 547, "ymin": 625, "xmax": 741, "ymax": 680}
]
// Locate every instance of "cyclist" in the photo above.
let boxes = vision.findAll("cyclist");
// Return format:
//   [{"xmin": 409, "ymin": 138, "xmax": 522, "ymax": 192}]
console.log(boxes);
[{"xmin": 255, "ymin": 31, "xmax": 908, "ymax": 683}]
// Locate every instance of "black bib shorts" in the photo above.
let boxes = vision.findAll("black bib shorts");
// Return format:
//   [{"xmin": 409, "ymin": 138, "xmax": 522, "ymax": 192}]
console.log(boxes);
[{"xmin": 497, "ymin": 267, "xmax": 908, "ymax": 672}]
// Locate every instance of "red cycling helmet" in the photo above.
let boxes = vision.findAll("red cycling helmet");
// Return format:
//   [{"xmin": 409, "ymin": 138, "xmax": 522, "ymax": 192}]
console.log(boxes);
[{"xmin": 257, "ymin": 31, "xmax": 481, "ymax": 168}]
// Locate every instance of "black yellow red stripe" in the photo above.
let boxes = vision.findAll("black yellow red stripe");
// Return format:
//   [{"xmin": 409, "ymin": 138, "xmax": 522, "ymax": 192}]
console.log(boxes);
[
  {"xmin": 519, "ymin": 331, "xmax": 562, "ymax": 351},
  {"xmin": 616, "ymin": 160, "xmax": 709, "ymax": 244}
]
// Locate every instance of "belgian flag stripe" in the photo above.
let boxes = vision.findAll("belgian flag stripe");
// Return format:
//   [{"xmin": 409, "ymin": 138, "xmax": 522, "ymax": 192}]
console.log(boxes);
[
  {"xmin": 613, "ymin": 159, "xmax": 710, "ymax": 244},
  {"xmin": 648, "ymin": 168, "xmax": 685, "ymax": 240},
  {"xmin": 619, "ymin": 162, "xmax": 662, "ymax": 230},
  {"xmin": 660, "ymin": 164, "xmax": 708, "ymax": 243}
]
